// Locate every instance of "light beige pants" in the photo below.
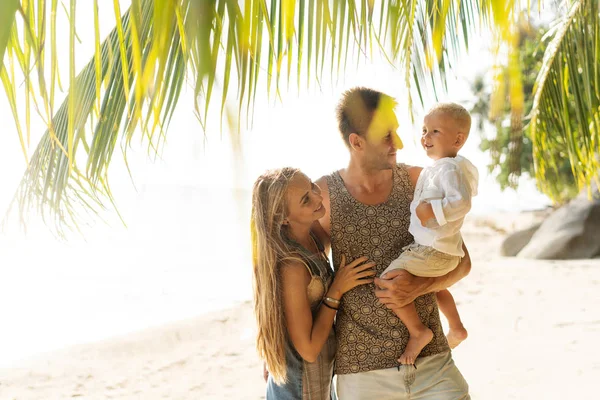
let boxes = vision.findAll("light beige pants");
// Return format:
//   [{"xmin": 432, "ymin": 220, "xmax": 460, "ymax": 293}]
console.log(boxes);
[
  {"xmin": 383, "ymin": 243, "xmax": 461, "ymax": 278},
  {"xmin": 334, "ymin": 352, "xmax": 469, "ymax": 400}
]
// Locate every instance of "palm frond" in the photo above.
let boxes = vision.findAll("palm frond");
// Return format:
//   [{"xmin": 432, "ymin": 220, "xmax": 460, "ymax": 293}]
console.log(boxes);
[
  {"xmin": 0, "ymin": 1, "xmax": 19, "ymax": 69},
  {"xmin": 530, "ymin": 0, "xmax": 600, "ymax": 200},
  {"xmin": 3, "ymin": 0, "xmax": 185, "ymax": 234},
  {"xmin": 1, "ymin": 0, "xmax": 523, "ymax": 232}
]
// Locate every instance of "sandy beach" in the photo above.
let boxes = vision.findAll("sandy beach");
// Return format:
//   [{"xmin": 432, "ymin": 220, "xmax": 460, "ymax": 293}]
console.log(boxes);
[{"xmin": 2, "ymin": 212, "xmax": 599, "ymax": 399}]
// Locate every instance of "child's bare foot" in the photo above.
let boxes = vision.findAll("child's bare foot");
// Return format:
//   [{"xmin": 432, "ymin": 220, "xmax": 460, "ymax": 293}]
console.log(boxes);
[
  {"xmin": 446, "ymin": 325, "xmax": 468, "ymax": 349},
  {"xmin": 398, "ymin": 328, "xmax": 433, "ymax": 365}
]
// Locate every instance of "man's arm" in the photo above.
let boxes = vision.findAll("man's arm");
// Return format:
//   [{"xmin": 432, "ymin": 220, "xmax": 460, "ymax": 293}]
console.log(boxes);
[
  {"xmin": 406, "ymin": 165, "xmax": 423, "ymax": 188},
  {"xmin": 374, "ymin": 242, "xmax": 471, "ymax": 309}
]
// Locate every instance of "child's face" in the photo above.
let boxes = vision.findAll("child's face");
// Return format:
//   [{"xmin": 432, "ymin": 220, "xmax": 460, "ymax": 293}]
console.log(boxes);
[{"xmin": 421, "ymin": 112, "xmax": 465, "ymax": 160}]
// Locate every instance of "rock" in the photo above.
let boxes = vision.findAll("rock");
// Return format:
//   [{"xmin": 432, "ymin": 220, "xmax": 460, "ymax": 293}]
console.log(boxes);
[
  {"xmin": 500, "ymin": 223, "xmax": 541, "ymax": 257},
  {"xmin": 517, "ymin": 187, "xmax": 600, "ymax": 259}
]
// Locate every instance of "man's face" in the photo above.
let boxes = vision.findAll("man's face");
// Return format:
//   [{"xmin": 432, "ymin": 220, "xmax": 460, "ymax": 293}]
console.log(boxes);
[{"xmin": 363, "ymin": 106, "xmax": 403, "ymax": 170}]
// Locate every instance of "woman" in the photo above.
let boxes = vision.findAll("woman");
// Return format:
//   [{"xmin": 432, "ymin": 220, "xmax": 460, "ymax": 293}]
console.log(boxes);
[{"xmin": 251, "ymin": 168, "xmax": 375, "ymax": 399}]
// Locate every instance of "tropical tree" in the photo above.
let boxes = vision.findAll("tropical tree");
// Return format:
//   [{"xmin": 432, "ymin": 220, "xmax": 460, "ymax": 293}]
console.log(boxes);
[
  {"xmin": 529, "ymin": 0, "xmax": 600, "ymax": 199},
  {"xmin": 470, "ymin": 16, "xmax": 580, "ymax": 203},
  {"xmin": 0, "ymin": 0, "xmax": 597, "ymax": 232}
]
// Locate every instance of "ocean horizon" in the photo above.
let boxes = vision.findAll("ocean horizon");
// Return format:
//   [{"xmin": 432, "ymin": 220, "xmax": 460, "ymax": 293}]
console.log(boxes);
[{"xmin": 0, "ymin": 182, "xmax": 549, "ymax": 368}]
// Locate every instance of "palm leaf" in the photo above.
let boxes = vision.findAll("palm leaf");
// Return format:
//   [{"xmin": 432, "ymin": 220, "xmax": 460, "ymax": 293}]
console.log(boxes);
[
  {"xmin": 2, "ymin": 0, "xmax": 524, "ymax": 232},
  {"xmin": 530, "ymin": 0, "xmax": 600, "ymax": 200},
  {"xmin": 0, "ymin": 0, "xmax": 20, "ymax": 71}
]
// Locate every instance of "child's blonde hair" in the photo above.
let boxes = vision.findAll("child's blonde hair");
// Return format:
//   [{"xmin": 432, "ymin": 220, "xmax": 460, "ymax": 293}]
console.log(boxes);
[{"xmin": 426, "ymin": 103, "xmax": 472, "ymax": 134}]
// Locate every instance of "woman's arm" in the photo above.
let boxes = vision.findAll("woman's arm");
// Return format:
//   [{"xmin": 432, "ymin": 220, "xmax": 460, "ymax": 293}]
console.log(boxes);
[
  {"xmin": 282, "ymin": 256, "xmax": 375, "ymax": 362},
  {"xmin": 281, "ymin": 262, "xmax": 337, "ymax": 363}
]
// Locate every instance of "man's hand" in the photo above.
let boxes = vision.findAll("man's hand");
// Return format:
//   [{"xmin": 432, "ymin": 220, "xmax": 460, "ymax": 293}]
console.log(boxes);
[
  {"xmin": 374, "ymin": 269, "xmax": 430, "ymax": 309},
  {"xmin": 375, "ymin": 244, "xmax": 471, "ymax": 310},
  {"xmin": 415, "ymin": 202, "xmax": 435, "ymax": 226}
]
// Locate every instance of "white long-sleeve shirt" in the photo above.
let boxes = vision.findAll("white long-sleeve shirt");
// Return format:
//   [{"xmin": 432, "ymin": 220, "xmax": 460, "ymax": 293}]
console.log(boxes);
[{"xmin": 409, "ymin": 155, "xmax": 479, "ymax": 257}]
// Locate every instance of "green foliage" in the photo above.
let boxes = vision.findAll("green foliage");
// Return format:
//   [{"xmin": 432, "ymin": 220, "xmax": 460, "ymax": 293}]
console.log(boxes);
[
  {"xmin": 470, "ymin": 20, "xmax": 579, "ymax": 204},
  {"xmin": 7, "ymin": 1, "xmax": 595, "ymax": 231},
  {"xmin": 2, "ymin": 0, "xmax": 505, "ymax": 233},
  {"xmin": 530, "ymin": 0, "xmax": 600, "ymax": 202}
]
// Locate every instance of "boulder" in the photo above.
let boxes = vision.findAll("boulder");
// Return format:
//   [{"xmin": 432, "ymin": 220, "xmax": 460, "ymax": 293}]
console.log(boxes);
[
  {"xmin": 517, "ymin": 186, "xmax": 600, "ymax": 259},
  {"xmin": 500, "ymin": 223, "xmax": 541, "ymax": 257}
]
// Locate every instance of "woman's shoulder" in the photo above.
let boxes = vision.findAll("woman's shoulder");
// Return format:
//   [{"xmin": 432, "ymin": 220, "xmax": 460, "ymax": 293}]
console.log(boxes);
[{"xmin": 280, "ymin": 257, "xmax": 312, "ymax": 278}]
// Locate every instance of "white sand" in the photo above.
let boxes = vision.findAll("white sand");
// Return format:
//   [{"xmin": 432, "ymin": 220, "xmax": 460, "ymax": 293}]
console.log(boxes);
[{"xmin": 2, "ymin": 212, "xmax": 599, "ymax": 399}]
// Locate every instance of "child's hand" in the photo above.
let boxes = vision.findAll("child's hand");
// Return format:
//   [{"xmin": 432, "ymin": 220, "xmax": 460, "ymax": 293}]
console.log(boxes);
[{"xmin": 416, "ymin": 202, "xmax": 435, "ymax": 226}]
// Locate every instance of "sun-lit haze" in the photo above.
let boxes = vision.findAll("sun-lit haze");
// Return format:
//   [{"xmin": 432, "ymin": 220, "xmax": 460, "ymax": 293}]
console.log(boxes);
[{"xmin": 0, "ymin": 2, "xmax": 552, "ymax": 368}]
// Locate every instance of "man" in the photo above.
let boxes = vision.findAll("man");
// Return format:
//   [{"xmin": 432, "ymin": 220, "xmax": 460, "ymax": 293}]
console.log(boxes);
[{"xmin": 313, "ymin": 87, "xmax": 471, "ymax": 399}]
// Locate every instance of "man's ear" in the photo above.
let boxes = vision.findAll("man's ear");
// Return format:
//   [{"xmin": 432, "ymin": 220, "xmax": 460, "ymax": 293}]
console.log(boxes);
[{"xmin": 348, "ymin": 133, "xmax": 364, "ymax": 151}]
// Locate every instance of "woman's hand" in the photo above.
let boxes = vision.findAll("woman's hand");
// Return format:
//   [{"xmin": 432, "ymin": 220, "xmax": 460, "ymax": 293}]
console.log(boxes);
[
  {"xmin": 263, "ymin": 362, "xmax": 269, "ymax": 382},
  {"xmin": 327, "ymin": 255, "xmax": 376, "ymax": 299}
]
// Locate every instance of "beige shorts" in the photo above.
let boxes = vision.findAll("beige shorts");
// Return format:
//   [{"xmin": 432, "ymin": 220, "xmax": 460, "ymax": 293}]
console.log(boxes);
[
  {"xmin": 335, "ymin": 351, "xmax": 470, "ymax": 399},
  {"xmin": 382, "ymin": 243, "xmax": 461, "ymax": 278}
]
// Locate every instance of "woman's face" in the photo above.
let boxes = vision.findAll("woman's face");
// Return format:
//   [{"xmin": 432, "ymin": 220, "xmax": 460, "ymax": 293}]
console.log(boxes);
[{"xmin": 285, "ymin": 173, "xmax": 325, "ymax": 227}]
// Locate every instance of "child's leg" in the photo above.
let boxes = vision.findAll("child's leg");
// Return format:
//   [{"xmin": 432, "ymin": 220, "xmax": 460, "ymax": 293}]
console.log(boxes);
[
  {"xmin": 394, "ymin": 302, "xmax": 433, "ymax": 365},
  {"xmin": 436, "ymin": 289, "xmax": 468, "ymax": 348}
]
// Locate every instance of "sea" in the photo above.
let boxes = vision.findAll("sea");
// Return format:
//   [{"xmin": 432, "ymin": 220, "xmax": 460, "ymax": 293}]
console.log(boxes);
[
  {"xmin": 0, "ymin": 185, "xmax": 253, "ymax": 368},
  {"xmin": 0, "ymin": 174, "xmax": 551, "ymax": 368}
]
